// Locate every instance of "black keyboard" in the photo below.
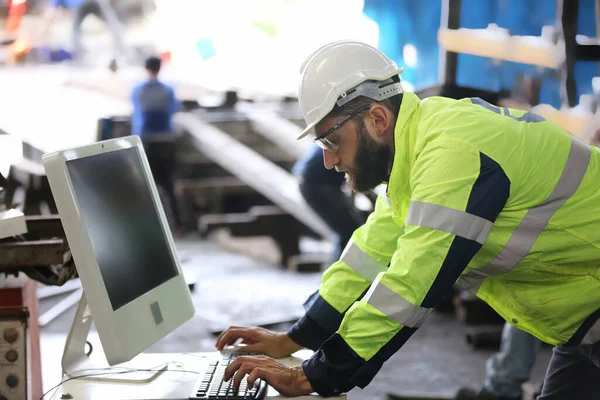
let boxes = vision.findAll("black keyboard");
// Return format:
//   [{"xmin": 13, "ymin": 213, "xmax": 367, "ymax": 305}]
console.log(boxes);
[{"xmin": 189, "ymin": 353, "xmax": 268, "ymax": 399}]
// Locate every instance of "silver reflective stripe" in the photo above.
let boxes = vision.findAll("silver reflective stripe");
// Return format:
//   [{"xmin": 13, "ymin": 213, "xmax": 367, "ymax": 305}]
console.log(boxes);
[
  {"xmin": 582, "ymin": 319, "xmax": 600, "ymax": 345},
  {"xmin": 340, "ymin": 241, "xmax": 388, "ymax": 282},
  {"xmin": 457, "ymin": 136, "xmax": 592, "ymax": 293},
  {"xmin": 406, "ymin": 201, "xmax": 493, "ymax": 245},
  {"xmin": 364, "ymin": 275, "xmax": 432, "ymax": 328},
  {"xmin": 455, "ymin": 272, "xmax": 485, "ymax": 293},
  {"xmin": 386, "ymin": 196, "xmax": 392, "ymax": 205}
]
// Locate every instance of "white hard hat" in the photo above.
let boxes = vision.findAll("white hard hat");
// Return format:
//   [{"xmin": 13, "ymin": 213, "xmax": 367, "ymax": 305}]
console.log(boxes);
[{"xmin": 297, "ymin": 40, "xmax": 404, "ymax": 139}]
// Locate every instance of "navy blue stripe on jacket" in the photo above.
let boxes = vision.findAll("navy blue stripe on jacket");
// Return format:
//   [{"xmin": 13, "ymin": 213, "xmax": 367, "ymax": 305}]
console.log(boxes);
[{"xmin": 288, "ymin": 288, "xmax": 370, "ymax": 351}]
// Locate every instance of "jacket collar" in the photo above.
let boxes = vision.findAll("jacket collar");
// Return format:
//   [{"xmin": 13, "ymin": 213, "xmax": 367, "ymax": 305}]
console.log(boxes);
[{"xmin": 386, "ymin": 91, "xmax": 420, "ymax": 200}]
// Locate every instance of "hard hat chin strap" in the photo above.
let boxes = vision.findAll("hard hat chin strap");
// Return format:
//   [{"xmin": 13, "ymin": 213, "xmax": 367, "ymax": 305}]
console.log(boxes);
[{"xmin": 336, "ymin": 77, "xmax": 404, "ymax": 107}]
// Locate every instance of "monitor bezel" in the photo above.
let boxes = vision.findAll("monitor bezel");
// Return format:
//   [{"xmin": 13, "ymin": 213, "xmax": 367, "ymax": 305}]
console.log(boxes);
[{"xmin": 43, "ymin": 136, "xmax": 195, "ymax": 366}]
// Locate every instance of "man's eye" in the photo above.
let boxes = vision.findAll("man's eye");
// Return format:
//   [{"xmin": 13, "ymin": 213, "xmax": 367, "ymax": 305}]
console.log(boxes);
[{"xmin": 328, "ymin": 132, "xmax": 342, "ymax": 145}]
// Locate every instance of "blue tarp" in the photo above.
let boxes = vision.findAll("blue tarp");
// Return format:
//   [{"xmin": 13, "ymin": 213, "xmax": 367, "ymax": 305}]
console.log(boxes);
[{"xmin": 363, "ymin": 0, "xmax": 599, "ymax": 108}]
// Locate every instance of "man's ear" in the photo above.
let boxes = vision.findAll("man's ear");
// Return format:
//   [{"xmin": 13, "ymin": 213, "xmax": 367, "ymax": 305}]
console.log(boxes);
[{"xmin": 368, "ymin": 104, "xmax": 390, "ymax": 138}]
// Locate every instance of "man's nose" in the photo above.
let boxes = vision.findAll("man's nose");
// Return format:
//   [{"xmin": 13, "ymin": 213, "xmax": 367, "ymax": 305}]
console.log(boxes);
[{"xmin": 323, "ymin": 149, "xmax": 338, "ymax": 170}]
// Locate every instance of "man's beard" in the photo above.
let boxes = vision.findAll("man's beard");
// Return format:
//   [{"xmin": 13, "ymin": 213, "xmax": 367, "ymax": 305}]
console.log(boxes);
[{"xmin": 345, "ymin": 121, "xmax": 392, "ymax": 193}]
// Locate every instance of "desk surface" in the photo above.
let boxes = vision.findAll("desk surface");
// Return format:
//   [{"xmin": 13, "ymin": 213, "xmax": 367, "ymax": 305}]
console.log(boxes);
[{"xmin": 46, "ymin": 351, "xmax": 344, "ymax": 400}]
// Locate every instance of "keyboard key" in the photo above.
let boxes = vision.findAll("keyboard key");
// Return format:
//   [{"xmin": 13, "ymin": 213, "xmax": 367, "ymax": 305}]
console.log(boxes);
[{"xmin": 189, "ymin": 356, "xmax": 267, "ymax": 399}]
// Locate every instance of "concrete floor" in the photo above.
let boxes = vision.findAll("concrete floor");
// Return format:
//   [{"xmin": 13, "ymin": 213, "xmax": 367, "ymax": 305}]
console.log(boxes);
[{"xmin": 38, "ymin": 235, "xmax": 553, "ymax": 400}]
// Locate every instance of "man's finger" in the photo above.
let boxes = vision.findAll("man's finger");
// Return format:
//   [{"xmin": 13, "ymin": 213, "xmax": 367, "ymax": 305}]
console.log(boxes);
[
  {"xmin": 247, "ymin": 367, "xmax": 270, "ymax": 389},
  {"xmin": 216, "ymin": 328, "xmax": 241, "ymax": 349},
  {"xmin": 232, "ymin": 363, "xmax": 254, "ymax": 390},
  {"xmin": 216, "ymin": 327, "xmax": 231, "ymax": 344},
  {"xmin": 216, "ymin": 328, "xmax": 251, "ymax": 350},
  {"xmin": 223, "ymin": 336, "xmax": 241, "ymax": 348},
  {"xmin": 215, "ymin": 329, "xmax": 229, "ymax": 349},
  {"xmin": 236, "ymin": 342, "xmax": 264, "ymax": 354},
  {"xmin": 223, "ymin": 357, "xmax": 242, "ymax": 381},
  {"xmin": 217, "ymin": 325, "xmax": 246, "ymax": 342},
  {"xmin": 216, "ymin": 326, "xmax": 246, "ymax": 348}
]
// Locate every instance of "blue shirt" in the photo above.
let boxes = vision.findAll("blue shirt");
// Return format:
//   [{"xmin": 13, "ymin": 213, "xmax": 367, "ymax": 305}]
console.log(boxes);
[
  {"xmin": 130, "ymin": 79, "xmax": 180, "ymax": 137},
  {"xmin": 50, "ymin": 0, "xmax": 84, "ymax": 9},
  {"xmin": 293, "ymin": 145, "xmax": 345, "ymax": 187}
]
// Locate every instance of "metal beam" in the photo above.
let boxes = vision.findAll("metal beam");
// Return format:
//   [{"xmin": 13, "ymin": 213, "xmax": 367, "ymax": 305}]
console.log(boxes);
[
  {"xmin": 0, "ymin": 239, "xmax": 66, "ymax": 267},
  {"xmin": 173, "ymin": 113, "xmax": 335, "ymax": 240},
  {"xmin": 438, "ymin": 0, "xmax": 462, "ymax": 85}
]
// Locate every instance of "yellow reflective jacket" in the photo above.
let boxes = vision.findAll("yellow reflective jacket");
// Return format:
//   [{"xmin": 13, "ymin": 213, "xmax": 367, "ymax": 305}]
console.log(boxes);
[{"xmin": 290, "ymin": 92, "xmax": 600, "ymax": 396}]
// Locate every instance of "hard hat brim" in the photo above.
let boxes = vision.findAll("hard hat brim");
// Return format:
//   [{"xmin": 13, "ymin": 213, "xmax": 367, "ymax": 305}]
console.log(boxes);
[{"xmin": 297, "ymin": 121, "xmax": 317, "ymax": 140}]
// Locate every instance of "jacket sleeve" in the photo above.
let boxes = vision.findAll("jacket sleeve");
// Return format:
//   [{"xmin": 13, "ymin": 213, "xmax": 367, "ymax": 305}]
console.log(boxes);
[
  {"xmin": 169, "ymin": 87, "xmax": 182, "ymax": 114},
  {"xmin": 288, "ymin": 193, "xmax": 403, "ymax": 351},
  {"xmin": 302, "ymin": 140, "xmax": 511, "ymax": 396}
]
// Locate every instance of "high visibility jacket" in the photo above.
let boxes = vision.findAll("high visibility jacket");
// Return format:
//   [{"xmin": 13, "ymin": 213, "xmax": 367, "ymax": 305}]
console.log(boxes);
[{"xmin": 289, "ymin": 92, "xmax": 600, "ymax": 396}]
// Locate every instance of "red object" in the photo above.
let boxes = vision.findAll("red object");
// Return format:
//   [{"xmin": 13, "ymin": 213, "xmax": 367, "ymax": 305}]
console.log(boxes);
[
  {"xmin": 160, "ymin": 50, "xmax": 172, "ymax": 64},
  {"xmin": 0, "ymin": 281, "xmax": 42, "ymax": 400},
  {"xmin": 6, "ymin": 0, "xmax": 26, "ymax": 34}
]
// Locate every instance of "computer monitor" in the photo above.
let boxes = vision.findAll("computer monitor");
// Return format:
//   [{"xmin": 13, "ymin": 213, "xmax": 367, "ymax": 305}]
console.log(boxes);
[{"xmin": 42, "ymin": 135, "xmax": 195, "ymax": 381}]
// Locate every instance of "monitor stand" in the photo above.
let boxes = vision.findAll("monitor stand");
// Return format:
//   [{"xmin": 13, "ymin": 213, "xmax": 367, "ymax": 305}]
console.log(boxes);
[{"xmin": 61, "ymin": 291, "xmax": 167, "ymax": 383}]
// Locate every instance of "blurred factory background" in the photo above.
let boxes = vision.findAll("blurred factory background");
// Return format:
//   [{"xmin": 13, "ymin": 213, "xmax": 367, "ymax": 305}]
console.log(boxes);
[{"xmin": 1, "ymin": 1, "xmax": 599, "ymax": 399}]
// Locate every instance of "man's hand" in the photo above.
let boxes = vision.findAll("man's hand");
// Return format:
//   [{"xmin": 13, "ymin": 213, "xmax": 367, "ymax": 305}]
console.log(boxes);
[
  {"xmin": 224, "ymin": 355, "xmax": 313, "ymax": 397},
  {"xmin": 215, "ymin": 326, "xmax": 302, "ymax": 359}
]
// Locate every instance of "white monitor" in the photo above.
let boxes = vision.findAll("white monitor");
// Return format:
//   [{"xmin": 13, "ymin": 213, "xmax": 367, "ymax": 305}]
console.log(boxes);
[{"xmin": 42, "ymin": 135, "xmax": 195, "ymax": 380}]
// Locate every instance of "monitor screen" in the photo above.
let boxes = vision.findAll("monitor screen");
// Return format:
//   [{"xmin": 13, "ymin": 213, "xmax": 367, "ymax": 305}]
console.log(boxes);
[{"xmin": 66, "ymin": 147, "xmax": 179, "ymax": 311}]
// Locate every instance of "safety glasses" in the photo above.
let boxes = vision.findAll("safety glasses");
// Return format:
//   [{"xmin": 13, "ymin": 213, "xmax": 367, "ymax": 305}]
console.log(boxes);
[{"xmin": 313, "ymin": 106, "xmax": 370, "ymax": 152}]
